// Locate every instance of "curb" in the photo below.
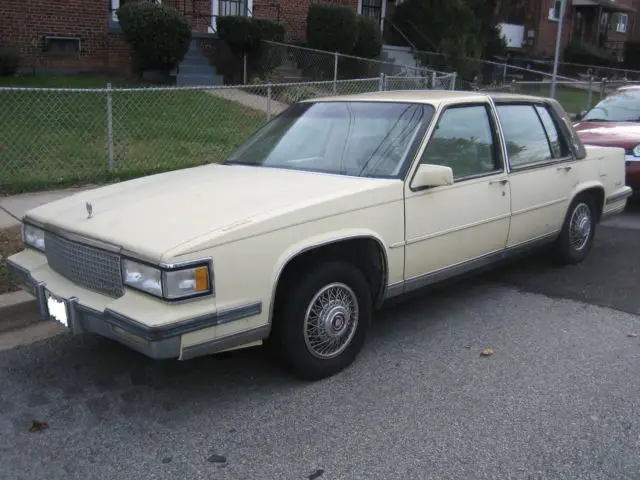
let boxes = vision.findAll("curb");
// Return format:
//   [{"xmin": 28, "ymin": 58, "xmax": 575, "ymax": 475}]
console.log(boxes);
[{"xmin": 0, "ymin": 291, "xmax": 43, "ymax": 335}]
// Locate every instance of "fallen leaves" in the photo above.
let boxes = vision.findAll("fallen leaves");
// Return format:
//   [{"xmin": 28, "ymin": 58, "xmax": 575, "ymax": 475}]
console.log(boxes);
[
  {"xmin": 29, "ymin": 420, "xmax": 49, "ymax": 432},
  {"xmin": 207, "ymin": 454, "xmax": 226, "ymax": 464},
  {"xmin": 309, "ymin": 469, "xmax": 325, "ymax": 480},
  {"xmin": 480, "ymin": 348, "xmax": 495, "ymax": 357},
  {"xmin": 627, "ymin": 332, "xmax": 639, "ymax": 338}
]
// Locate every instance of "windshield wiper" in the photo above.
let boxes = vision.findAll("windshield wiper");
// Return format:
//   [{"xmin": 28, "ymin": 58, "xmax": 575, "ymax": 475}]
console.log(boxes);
[{"xmin": 583, "ymin": 118, "xmax": 611, "ymax": 122}]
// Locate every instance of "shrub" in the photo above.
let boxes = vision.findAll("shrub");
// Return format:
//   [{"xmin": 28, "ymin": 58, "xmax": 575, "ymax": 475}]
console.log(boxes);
[
  {"xmin": 353, "ymin": 15, "xmax": 382, "ymax": 59},
  {"xmin": 306, "ymin": 4, "xmax": 358, "ymax": 54},
  {"xmin": 217, "ymin": 16, "xmax": 285, "ymax": 79},
  {"xmin": 217, "ymin": 16, "xmax": 285, "ymax": 54},
  {"xmin": 564, "ymin": 40, "xmax": 617, "ymax": 67},
  {"xmin": 117, "ymin": 0, "xmax": 192, "ymax": 76},
  {"xmin": 623, "ymin": 41, "xmax": 640, "ymax": 70},
  {"xmin": 0, "ymin": 46, "xmax": 20, "ymax": 77}
]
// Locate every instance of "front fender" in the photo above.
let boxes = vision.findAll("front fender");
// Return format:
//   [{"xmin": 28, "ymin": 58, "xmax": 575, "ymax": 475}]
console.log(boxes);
[{"xmin": 268, "ymin": 228, "xmax": 390, "ymax": 324}]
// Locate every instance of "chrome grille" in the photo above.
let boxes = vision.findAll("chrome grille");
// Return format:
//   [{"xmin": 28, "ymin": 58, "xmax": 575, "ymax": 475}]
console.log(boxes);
[{"xmin": 45, "ymin": 231, "xmax": 124, "ymax": 298}]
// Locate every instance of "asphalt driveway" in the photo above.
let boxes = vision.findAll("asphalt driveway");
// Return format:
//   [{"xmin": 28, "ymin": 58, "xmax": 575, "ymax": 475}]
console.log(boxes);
[{"xmin": 1, "ymin": 205, "xmax": 639, "ymax": 480}]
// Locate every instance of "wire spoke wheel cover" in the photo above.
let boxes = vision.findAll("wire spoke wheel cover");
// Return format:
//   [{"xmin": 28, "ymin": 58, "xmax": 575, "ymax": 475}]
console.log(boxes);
[
  {"xmin": 569, "ymin": 202, "xmax": 592, "ymax": 251},
  {"xmin": 303, "ymin": 282, "xmax": 360, "ymax": 360}
]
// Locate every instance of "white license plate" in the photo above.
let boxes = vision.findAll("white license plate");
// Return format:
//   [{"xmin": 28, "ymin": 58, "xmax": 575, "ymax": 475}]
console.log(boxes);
[{"xmin": 46, "ymin": 291, "xmax": 69, "ymax": 328}]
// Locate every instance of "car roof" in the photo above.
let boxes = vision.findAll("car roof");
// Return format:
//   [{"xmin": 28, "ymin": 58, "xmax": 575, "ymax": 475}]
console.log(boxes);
[
  {"xmin": 303, "ymin": 89, "xmax": 553, "ymax": 107},
  {"xmin": 617, "ymin": 85, "xmax": 640, "ymax": 91}
]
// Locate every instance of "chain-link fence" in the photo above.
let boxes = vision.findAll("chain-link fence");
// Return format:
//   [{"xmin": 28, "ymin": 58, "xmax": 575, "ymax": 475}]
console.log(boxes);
[
  {"xmin": 414, "ymin": 50, "xmax": 579, "ymax": 87},
  {"xmin": 479, "ymin": 78, "xmax": 640, "ymax": 115},
  {"xmin": 248, "ymin": 41, "xmax": 456, "ymax": 85},
  {"xmin": 0, "ymin": 76, "xmax": 453, "ymax": 193}
]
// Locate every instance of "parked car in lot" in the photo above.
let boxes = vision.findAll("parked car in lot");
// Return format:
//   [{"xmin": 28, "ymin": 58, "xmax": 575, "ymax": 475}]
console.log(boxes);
[
  {"xmin": 573, "ymin": 86, "xmax": 640, "ymax": 196},
  {"xmin": 6, "ymin": 90, "xmax": 631, "ymax": 380}
]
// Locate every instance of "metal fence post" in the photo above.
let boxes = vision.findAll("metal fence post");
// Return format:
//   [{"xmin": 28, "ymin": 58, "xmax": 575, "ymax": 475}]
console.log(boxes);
[
  {"xmin": 587, "ymin": 75, "xmax": 594, "ymax": 111},
  {"xmin": 378, "ymin": 73, "xmax": 385, "ymax": 91},
  {"xmin": 266, "ymin": 85, "xmax": 272, "ymax": 122},
  {"xmin": 502, "ymin": 62, "xmax": 508, "ymax": 84},
  {"xmin": 106, "ymin": 82, "xmax": 114, "ymax": 173},
  {"xmin": 333, "ymin": 52, "xmax": 338, "ymax": 95},
  {"xmin": 600, "ymin": 77, "xmax": 607, "ymax": 100},
  {"xmin": 432, "ymin": 71, "xmax": 437, "ymax": 90},
  {"xmin": 450, "ymin": 72, "xmax": 457, "ymax": 90},
  {"xmin": 243, "ymin": 53, "xmax": 248, "ymax": 85}
]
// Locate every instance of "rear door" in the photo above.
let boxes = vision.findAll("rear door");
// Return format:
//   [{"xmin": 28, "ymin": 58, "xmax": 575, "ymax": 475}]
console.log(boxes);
[{"xmin": 494, "ymin": 101, "xmax": 578, "ymax": 247}]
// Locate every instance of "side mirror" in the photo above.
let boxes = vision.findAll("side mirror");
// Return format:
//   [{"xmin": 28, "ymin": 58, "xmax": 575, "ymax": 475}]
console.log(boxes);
[
  {"xmin": 573, "ymin": 110, "xmax": 587, "ymax": 121},
  {"xmin": 410, "ymin": 164, "xmax": 454, "ymax": 190}
]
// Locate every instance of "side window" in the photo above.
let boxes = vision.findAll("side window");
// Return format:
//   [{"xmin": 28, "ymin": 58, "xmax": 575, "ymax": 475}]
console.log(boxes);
[
  {"xmin": 496, "ymin": 104, "xmax": 565, "ymax": 168},
  {"xmin": 535, "ymin": 105, "xmax": 571, "ymax": 159},
  {"xmin": 420, "ymin": 104, "xmax": 501, "ymax": 179}
]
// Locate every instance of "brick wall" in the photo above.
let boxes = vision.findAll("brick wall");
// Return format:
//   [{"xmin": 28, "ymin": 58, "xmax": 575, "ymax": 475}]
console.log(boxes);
[
  {"xmin": 0, "ymin": 0, "xmax": 134, "ymax": 72},
  {"xmin": 254, "ymin": 0, "xmax": 359, "ymax": 43},
  {"xmin": 0, "ymin": 0, "xmax": 214, "ymax": 74},
  {"xmin": 531, "ymin": 0, "xmax": 573, "ymax": 58},
  {"xmin": 530, "ymin": 0, "xmax": 638, "ymax": 58}
]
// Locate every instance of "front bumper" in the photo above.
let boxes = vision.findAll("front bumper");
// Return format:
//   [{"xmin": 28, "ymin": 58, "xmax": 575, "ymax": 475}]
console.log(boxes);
[
  {"xmin": 625, "ymin": 157, "xmax": 640, "ymax": 192},
  {"xmin": 6, "ymin": 257, "xmax": 265, "ymax": 361}
]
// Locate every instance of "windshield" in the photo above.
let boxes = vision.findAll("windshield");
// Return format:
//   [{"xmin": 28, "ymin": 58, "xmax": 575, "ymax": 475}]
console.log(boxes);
[
  {"xmin": 583, "ymin": 90, "xmax": 640, "ymax": 122},
  {"xmin": 224, "ymin": 101, "xmax": 434, "ymax": 178}
]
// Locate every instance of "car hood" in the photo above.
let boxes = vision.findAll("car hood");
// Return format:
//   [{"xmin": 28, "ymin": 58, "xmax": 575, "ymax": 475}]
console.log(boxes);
[
  {"xmin": 574, "ymin": 121, "xmax": 640, "ymax": 150},
  {"xmin": 26, "ymin": 164, "xmax": 400, "ymax": 261}
]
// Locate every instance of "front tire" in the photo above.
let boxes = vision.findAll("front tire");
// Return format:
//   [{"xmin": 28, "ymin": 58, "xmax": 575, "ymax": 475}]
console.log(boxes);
[
  {"xmin": 273, "ymin": 261, "xmax": 372, "ymax": 381},
  {"xmin": 554, "ymin": 195, "xmax": 597, "ymax": 265}
]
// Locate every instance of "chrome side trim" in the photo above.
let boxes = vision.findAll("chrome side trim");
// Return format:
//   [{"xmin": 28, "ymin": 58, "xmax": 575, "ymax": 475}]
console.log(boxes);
[
  {"xmin": 383, "ymin": 232, "xmax": 558, "ymax": 300},
  {"xmin": 97, "ymin": 301, "xmax": 262, "ymax": 342},
  {"xmin": 511, "ymin": 197, "xmax": 568, "ymax": 217},
  {"xmin": 267, "ymin": 234, "xmax": 390, "ymax": 330},
  {"xmin": 605, "ymin": 188, "xmax": 633, "ymax": 205},
  {"xmin": 405, "ymin": 212, "xmax": 512, "ymax": 245},
  {"xmin": 180, "ymin": 324, "xmax": 270, "ymax": 361}
]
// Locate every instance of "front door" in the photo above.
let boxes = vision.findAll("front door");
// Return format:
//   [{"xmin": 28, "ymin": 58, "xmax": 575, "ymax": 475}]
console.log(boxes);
[
  {"xmin": 403, "ymin": 102, "xmax": 512, "ymax": 286},
  {"xmin": 494, "ymin": 102, "xmax": 578, "ymax": 247}
]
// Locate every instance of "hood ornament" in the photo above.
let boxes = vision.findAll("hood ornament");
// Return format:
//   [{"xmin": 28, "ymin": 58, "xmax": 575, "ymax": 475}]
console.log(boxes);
[{"xmin": 86, "ymin": 202, "xmax": 93, "ymax": 219}]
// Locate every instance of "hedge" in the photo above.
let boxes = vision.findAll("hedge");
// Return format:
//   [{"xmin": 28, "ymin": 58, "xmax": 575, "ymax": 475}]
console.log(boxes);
[
  {"xmin": 117, "ymin": 1, "xmax": 192, "ymax": 76},
  {"xmin": 306, "ymin": 4, "xmax": 358, "ymax": 54}
]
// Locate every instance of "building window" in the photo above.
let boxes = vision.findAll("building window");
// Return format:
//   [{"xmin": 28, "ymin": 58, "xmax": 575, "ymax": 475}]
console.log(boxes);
[
  {"xmin": 548, "ymin": 0, "xmax": 562, "ymax": 22},
  {"xmin": 616, "ymin": 13, "xmax": 629, "ymax": 33},
  {"xmin": 360, "ymin": 0, "xmax": 383, "ymax": 26},
  {"xmin": 218, "ymin": 0, "xmax": 248, "ymax": 16},
  {"xmin": 111, "ymin": 0, "xmax": 162, "ymax": 22}
]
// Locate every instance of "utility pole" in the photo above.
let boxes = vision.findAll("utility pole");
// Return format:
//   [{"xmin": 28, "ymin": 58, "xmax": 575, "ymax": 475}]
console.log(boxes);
[{"xmin": 550, "ymin": 0, "xmax": 567, "ymax": 99}]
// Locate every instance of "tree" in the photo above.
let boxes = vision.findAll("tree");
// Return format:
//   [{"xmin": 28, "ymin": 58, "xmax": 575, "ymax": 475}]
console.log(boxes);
[{"xmin": 391, "ymin": 0, "xmax": 506, "ymax": 80}]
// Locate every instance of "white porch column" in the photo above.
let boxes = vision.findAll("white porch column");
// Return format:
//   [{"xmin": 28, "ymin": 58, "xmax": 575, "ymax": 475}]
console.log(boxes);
[{"xmin": 210, "ymin": 0, "xmax": 253, "ymax": 33}]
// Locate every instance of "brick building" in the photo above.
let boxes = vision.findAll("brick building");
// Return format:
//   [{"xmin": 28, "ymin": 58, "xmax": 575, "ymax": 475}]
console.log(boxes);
[
  {"xmin": 498, "ymin": 0, "xmax": 638, "ymax": 60},
  {"xmin": 0, "ymin": 0, "xmax": 394, "ymax": 75}
]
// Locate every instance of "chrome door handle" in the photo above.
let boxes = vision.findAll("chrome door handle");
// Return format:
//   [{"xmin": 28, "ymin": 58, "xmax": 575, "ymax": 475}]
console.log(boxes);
[
  {"xmin": 489, "ymin": 179, "xmax": 509, "ymax": 186},
  {"xmin": 557, "ymin": 165, "xmax": 573, "ymax": 172}
]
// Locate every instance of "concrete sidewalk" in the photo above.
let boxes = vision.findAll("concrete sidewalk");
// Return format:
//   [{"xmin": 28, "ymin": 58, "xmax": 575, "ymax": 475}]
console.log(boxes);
[{"xmin": 0, "ymin": 186, "xmax": 94, "ymax": 230}]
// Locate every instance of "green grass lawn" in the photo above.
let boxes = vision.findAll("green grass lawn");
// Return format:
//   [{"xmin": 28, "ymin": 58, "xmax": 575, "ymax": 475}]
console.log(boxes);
[
  {"xmin": 0, "ymin": 75, "xmax": 268, "ymax": 193},
  {"xmin": 512, "ymin": 83, "xmax": 601, "ymax": 114}
]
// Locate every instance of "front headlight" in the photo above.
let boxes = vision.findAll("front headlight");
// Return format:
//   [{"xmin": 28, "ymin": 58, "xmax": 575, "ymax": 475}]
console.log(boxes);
[
  {"xmin": 23, "ymin": 224, "xmax": 45, "ymax": 251},
  {"xmin": 122, "ymin": 258, "xmax": 213, "ymax": 301},
  {"xmin": 633, "ymin": 144, "xmax": 640, "ymax": 157}
]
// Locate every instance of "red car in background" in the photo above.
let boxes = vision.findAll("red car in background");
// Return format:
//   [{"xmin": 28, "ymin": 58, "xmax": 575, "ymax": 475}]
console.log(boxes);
[{"xmin": 573, "ymin": 86, "xmax": 640, "ymax": 198}]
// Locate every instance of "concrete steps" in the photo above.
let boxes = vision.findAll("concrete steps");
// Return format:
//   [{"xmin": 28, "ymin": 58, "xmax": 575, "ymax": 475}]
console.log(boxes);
[
  {"xmin": 173, "ymin": 39, "xmax": 224, "ymax": 86},
  {"xmin": 381, "ymin": 45, "xmax": 419, "ymax": 76}
]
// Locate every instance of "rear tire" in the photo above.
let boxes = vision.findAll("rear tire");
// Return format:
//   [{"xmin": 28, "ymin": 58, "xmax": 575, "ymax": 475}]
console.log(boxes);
[
  {"xmin": 553, "ymin": 195, "xmax": 597, "ymax": 265},
  {"xmin": 271, "ymin": 261, "xmax": 372, "ymax": 381}
]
